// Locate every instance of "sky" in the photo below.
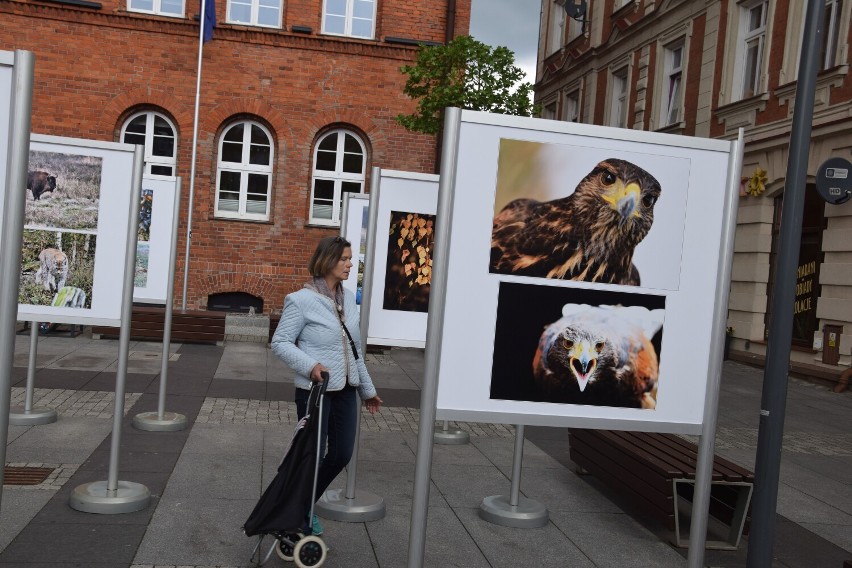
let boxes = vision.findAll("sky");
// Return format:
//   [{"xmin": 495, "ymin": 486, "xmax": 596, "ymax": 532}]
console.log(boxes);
[{"xmin": 469, "ymin": 0, "xmax": 542, "ymax": 85}]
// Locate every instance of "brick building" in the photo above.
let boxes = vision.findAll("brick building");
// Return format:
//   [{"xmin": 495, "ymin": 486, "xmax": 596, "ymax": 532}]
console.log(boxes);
[
  {"xmin": 1, "ymin": 0, "xmax": 470, "ymax": 312},
  {"xmin": 536, "ymin": 0, "xmax": 851, "ymax": 380}
]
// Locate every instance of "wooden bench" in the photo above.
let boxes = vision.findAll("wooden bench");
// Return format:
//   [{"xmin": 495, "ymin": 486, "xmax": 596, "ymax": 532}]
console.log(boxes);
[
  {"xmin": 92, "ymin": 306, "xmax": 227, "ymax": 344},
  {"xmin": 568, "ymin": 429, "xmax": 753, "ymax": 550}
]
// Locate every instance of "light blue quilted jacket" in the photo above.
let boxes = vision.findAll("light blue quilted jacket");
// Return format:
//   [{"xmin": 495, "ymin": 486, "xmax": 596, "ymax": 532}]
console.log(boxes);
[{"xmin": 271, "ymin": 287, "xmax": 377, "ymax": 400}]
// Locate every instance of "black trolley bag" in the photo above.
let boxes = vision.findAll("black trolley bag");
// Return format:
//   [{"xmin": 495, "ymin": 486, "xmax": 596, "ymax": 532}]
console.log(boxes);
[{"xmin": 244, "ymin": 374, "xmax": 328, "ymax": 567}]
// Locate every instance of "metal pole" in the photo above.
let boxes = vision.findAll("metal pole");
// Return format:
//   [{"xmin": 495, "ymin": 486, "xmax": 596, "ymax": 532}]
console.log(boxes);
[
  {"xmin": 69, "ymin": 146, "xmax": 150, "ymax": 514},
  {"xmin": 9, "ymin": 321, "xmax": 57, "ymax": 425},
  {"xmin": 686, "ymin": 129, "xmax": 744, "ymax": 566},
  {"xmin": 133, "ymin": 178, "xmax": 187, "ymax": 431},
  {"xmin": 748, "ymin": 1, "xmax": 824, "ymax": 565},
  {"xmin": 24, "ymin": 323, "xmax": 37, "ymax": 411},
  {"xmin": 314, "ymin": 183, "xmax": 385, "ymax": 521},
  {"xmin": 408, "ymin": 107, "xmax": 462, "ymax": 568},
  {"xmin": 181, "ymin": 0, "xmax": 207, "ymax": 311},
  {"xmin": 508, "ymin": 424, "xmax": 524, "ymax": 506},
  {"xmin": 0, "ymin": 49, "xmax": 35, "ymax": 507}
]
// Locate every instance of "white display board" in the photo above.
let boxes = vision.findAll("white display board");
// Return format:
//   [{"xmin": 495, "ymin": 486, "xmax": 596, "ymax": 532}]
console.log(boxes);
[
  {"xmin": 340, "ymin": 193, "xmax": 369, "ymax": 308},
  {"xmin": 366, "ymin": 170, "xmax": 439, "ymax": 348},
  {"xmin": 17, "ymin": 134, "xmax": 136, "ymax": 326},
  {"xmin": 133, "ymin": 177, "xmax": 178, "ymax": 304},
  {"xmin": 0, "ymin": 51, "xmax": 13, "ymax": 231},
  {"xmin": 434, "ymin": 111, "xmax": 737, "ymax": 435}
]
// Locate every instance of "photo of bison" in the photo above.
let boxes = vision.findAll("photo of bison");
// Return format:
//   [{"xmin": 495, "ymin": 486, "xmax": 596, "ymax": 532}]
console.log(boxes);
[
  {"xmin": 27, "ymin": 170, "xmax": 57, "ymax": 200},
  {"xmin": 25, "ymin": 150, "xmax": 102, "ymax": 231}
]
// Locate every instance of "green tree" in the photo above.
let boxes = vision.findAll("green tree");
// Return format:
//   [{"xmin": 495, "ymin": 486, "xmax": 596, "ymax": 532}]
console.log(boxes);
[{"xmin": 396, "ymin": 35, "xmax": 536, "ymax": 135}]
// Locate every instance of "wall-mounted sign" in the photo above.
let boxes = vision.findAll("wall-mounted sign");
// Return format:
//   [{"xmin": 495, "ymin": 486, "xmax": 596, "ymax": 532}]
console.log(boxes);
[{"xmin": 815, "ymin": 157, "xmax": 852, "ymax": 205}]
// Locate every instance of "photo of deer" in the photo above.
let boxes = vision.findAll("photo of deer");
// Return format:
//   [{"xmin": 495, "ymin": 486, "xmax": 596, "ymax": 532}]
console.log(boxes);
[
  {"xmin": 25, "ymin": 150, "xmax": 103, "ymax": 231},
  {"xmin": 19, "ymin": 229, "xmax": 96, "ymax": 309}
]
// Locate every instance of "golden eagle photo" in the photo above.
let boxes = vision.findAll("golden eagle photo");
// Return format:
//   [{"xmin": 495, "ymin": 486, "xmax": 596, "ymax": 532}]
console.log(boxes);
[
  {"xmin": 489, "ymin": 139, "xmax": 689, "ymax": 290},
  {"xmin": 490, "ymin": 282, "xmax": 665, "ymax": 409}
]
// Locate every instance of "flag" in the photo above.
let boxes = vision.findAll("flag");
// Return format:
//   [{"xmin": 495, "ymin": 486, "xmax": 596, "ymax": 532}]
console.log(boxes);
[{"xmin": 202, "ymin": 0, "xmax": 216, "ymax": 43}]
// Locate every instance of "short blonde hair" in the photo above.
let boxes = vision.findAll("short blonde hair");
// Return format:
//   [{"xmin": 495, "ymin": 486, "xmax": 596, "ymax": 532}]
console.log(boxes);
[{"xmin": 308, "ymin": 236, "xmax": 351, "ymax": 277}]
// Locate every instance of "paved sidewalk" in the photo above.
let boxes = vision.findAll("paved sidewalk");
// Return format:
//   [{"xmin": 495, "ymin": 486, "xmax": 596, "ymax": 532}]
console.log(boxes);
[{"xmin": 2, "ymin": 329, "xmax": 851, "ymax": 567}]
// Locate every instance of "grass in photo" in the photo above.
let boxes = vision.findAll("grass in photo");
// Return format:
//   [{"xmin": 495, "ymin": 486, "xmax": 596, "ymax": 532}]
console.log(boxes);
[
  {"xmin": 135, "ymin": 241, "xmax": 150, "ymax": 287},
  {"xmin": 25, "ymin": 150, "xmax": 103, "ymax": 231}
]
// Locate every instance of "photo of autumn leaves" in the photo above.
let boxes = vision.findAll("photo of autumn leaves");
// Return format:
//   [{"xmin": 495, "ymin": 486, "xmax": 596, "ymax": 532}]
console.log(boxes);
[{"xmin": 383, "ymin": 211, "xmax": 435, "ymax": 312}]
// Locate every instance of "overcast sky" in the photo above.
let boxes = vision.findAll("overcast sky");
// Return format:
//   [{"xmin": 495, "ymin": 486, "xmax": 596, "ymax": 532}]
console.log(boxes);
[{"xmin": 469, "ymin": 0, "xmax": 542, "ymax": 85}]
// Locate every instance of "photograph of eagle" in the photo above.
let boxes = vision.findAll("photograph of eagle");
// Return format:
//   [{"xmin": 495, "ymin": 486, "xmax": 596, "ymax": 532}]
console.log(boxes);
[
  {"xmin": 531, "ymin": 304, "xmax": 664, "ymax": 409},
  {"xmin": 490, "ymin": 159, "xmax": 661, "ymax": 286}
]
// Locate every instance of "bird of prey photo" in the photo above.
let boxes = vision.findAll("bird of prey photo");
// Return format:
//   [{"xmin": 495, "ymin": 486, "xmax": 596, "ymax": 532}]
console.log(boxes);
[
  {"xmin": 532, "ymin": 303, "xmax": 664, "ymax": 409},
  {"xmin": 490, "ymin": 158, "xmax": 662, "ymax": 286}
]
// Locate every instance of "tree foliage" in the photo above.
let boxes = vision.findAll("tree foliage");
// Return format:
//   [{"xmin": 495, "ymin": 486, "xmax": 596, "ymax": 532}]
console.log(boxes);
[{"xmin": 396, "ymin": 36, "xmax": 536, "ymax": 134}]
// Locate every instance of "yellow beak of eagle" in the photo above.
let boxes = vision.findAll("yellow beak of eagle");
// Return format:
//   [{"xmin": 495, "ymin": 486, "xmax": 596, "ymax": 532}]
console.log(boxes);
[
  {"xmin": 569, "ymin": 340, "xmax": 599, "ymax": 392},
  {"xmin": 602, "ymin": 181, "xmax": 642, "ymax": 225}
]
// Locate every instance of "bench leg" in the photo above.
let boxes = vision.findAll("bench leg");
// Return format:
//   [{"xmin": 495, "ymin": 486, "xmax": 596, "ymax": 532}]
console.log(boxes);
[{"xmin": 726, "ymin": 484, "xmax": 753, "ymax": 548}]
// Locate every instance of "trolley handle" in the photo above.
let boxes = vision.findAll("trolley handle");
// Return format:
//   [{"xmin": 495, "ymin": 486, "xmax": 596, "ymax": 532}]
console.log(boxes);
[{"xmin": 308, "ymin": 371, "xmax": 329, "ymax": 410}]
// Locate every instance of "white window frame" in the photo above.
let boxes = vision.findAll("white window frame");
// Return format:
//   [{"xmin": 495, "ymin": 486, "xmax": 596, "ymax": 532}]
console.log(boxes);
[
  {"xmin": 226, "ymin": 0, "xmax": 282, "ymax": 28},
  {"xmin": 547, "ymin": 1, "xmax": 566, "ymax": 55},
  {"xmin": 820, "ymin": 0, "xmax": 843, "ymax": 69},
  {"xmin": 609, "ymin": 67, "xmax": 629, "ymax": 128},
  {"xmin": 541, "ymin": 99, "xmax": 558, "ymax": 120},
  {"xmin": 309, "ymin": 129, "xmax": 367, "ymax": 227},
  {"xmin": 120, "ymin": 111, "xmax": 178, "ymax": 179},
  {"xmin": 661, "ymin": 41, "xmax": 685, "ymax": 127},
  {"xmin": 321, "ymin": 0, "xmax": 376, "ymax": 39},
  {"xmin": 127, "ymin": 0, "xmax": 184, "ymax": 17},
  {"xmin": 564, "ymin": 90, "xmax": 580, "ymax": 122},
  {"xmin": 214, "ymin": 121, "xmax": 274, "ymax": 221},
  {"xmin": 733, "ymin": 0, "xmax": 768, "ymax": 101}
]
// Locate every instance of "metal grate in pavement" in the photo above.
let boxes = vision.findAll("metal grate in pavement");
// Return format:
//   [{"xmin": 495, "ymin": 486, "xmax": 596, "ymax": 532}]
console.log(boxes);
[{"xmin": 3, "ymin": 466, "xmax": 54, "ymax": 486}]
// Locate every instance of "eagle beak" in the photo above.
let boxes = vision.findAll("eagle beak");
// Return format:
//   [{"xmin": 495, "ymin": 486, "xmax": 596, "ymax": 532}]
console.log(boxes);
[
  {"xmin": 570, "ymin": 343, "xmax": 598, "ymax": 392},
  {"xmin": 603, "ymin": 181, "xmax": 641, "ymax": 225}
]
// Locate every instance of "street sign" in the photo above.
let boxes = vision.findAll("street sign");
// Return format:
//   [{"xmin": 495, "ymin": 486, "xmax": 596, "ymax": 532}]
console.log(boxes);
[{"xmin": 815, "ymin": 157, "xmax": 852, "ymax": 205}]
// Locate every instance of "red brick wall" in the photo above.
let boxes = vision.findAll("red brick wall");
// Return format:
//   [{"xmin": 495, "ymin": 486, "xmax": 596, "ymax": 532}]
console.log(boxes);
[
  {"xmin": 1, "ymin": 0, "xmax": 469, "ymax": 311},
  {"xmin": 683, "ymin": 14, "xmax": 705, "ymax": 136}
]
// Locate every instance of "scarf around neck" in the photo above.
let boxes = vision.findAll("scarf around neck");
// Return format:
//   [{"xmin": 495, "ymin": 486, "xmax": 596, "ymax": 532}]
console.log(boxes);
[{"xmin": 305, "ymin": 277, "xmax": 345, "ymax": 320}]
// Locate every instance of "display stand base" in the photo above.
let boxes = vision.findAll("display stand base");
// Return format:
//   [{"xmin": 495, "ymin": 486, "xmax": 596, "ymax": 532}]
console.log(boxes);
[
  {"xmin": 479, "ymin": 495, "xmax": 549, "ymax": 528},
  {"xmin": 8, "ymin": 406, "xmax": 57, "ymax": 426},
  {"xmin": 316, "ymin": 488, "xmax": 386, "ymax": 522},
  {"xmin": 69, "ymin": 480, "xmax": 150, "ymax": 514},
  {"xmin": 132, "ymin": 411, "xmax": 188, "ymax": 432},
  {"xmin": 433, "ymin": 428, "xmax": 470, "ymax": 445}
]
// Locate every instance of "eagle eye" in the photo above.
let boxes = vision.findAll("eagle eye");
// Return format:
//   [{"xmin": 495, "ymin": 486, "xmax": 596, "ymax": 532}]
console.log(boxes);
[
  {"xmin": 563, "ymin": 339, "xmax": 574, "ymax": 350},
  {"xmin": 594, "ymin": 341, "xmax": 604, "ymax": 353},
  {"xmin": 642, "ymin": 194, "xmax": 658, "ymax": 208},
  {"xmin": 601, "ymin": 171, "xmax": 617, "ymax": 186}
]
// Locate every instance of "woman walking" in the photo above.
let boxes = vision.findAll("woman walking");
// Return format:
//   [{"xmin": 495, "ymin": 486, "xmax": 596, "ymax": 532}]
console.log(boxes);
[{"xmin": 271, "ymin": 235, "xmax": 382, "ymax": 536}]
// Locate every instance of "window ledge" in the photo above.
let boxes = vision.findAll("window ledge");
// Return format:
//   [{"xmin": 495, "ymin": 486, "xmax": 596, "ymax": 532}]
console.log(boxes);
[
  {"xmin": 715, "ymin": 93, "xmax": 770, "ymax": 134},
  {"xmin": 775, "ymin": 64, "xmax": 849, "ymax": 117},
  {"xmin": 38, "ymin": 0, "xmax": 102, "ymax": 9},
  {"xmin": 611, "ymin": 1, "xmax": 636, "ymax": 20},
  {"xmin": 655, "ymin": 121, "xmax": 686, "ymax": 135},
  {"xmin": 210, "ymin": 215, "xmax": 272, "ymax": 225},
  {"xmin": 305, "ymin": 222, "xmax": 342, "ymax": 229}
]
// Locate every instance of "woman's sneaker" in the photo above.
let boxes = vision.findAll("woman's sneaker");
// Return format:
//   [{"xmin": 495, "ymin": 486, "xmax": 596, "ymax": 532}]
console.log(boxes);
[{"xmin": 310, "ymin": 514, "xmax": 323, "ymax": 536}]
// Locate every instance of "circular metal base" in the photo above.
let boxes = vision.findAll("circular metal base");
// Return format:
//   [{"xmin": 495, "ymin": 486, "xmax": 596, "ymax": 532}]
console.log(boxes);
[
  {"xmin": 433, "ymin": 428, "xmax": 470, "ymax": 445},
  {"xmin": 8, "ymin": 406, "xmax": 58, "ymax": 426},
  {"xmin": 315, "ymin": 488, "xmax": 386, "ymax": 522},
  {"xmin": 132, "ymin": 411, "xmax": 188, "ymax": 432},
  {"xmin": 69, "ymin": 480, "xmax": 151, "ymax": 514},
  {"xmin": 479, "ymin": 495, "xmax": 549, "ymax": 528}
]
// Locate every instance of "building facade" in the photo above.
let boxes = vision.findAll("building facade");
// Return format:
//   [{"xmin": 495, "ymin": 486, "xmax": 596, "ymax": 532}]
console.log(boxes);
[
  {"xmin": 2, "ymin": 0, "xmax": 470, "ymax": 312},
  {"xmin": 536, "ymin": 0, "xmax": 851, "ymax": 379}
]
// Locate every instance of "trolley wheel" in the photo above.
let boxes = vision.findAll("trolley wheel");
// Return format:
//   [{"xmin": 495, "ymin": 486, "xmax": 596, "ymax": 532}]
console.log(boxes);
[
  {"xmin": 294, "ymin": 535, "xmax": 327, "ymax": 568},
  {"xmin": 275, "ymin": 532, "xmax": 303, "ymax": 562}
]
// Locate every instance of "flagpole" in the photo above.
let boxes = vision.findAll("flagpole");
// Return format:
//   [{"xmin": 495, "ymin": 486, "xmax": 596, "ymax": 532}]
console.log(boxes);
[{"xmin": 182, "ymin": 0, "xmax": 208, "ymax": 310}]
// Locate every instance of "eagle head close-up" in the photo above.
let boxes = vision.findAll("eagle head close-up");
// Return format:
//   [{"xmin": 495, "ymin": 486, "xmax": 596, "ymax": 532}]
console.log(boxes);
[{"xmin": 490, "ymin": 158, "xmax": 662, "ymax": 286}]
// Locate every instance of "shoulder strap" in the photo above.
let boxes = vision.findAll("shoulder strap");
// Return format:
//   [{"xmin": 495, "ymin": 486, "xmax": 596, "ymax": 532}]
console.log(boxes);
[{"xmin": 341, "ymin": 321, "xmax": 360, "ymax": 361}]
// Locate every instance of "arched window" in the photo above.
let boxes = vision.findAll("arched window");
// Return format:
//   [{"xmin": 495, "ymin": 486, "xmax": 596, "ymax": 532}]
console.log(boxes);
[
  {"xmin": 309, "ymin": 129, "xmax": 366, "ymax": 226},
  {"xmin": 215, "ymin": 120, "xmax": 273, "ymax": 221},
  {"xmin": 121, "ymin": 111, "xmax": 177, "ymax": 177}
]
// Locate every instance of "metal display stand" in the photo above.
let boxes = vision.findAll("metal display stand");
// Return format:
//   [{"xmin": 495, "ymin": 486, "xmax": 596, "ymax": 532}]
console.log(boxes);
[
  {"xmin": 0, "ymin": 50, "xmax": 35, "ymax": 508},
  {"xmin": 69, "ymin": 145, "xmax": 151, "ymax": 514},
  {"xmin": 8, "ymin": 323, "xmax": 58, "ymax": 425},
  {"xmin": 433, "ymin": 419, "xmax": 469, "ymax": 445},
  {"xmin": 479, "ymin": 424, "xmax": 548, "ymax": 528},
  {"xmin": 133, "ymin": 178, "xmax": 187, "ymax": 432},
  {"xmin": 314, "ymin": 187, "xmax": 385, "ymax": 522}
]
